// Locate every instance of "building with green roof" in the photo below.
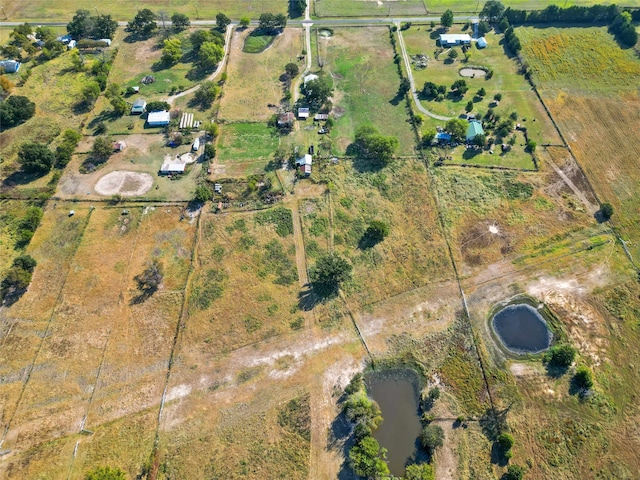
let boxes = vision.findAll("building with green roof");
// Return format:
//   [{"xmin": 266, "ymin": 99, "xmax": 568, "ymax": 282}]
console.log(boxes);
[{"xmin": 466, "ymin": 120, "xmax": 484, "ymax": 142}]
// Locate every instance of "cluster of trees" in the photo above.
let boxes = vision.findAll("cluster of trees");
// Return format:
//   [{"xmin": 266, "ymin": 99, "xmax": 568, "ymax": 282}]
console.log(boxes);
[
  {"xmin": 171, "ymin": 13, "xmax": 191, "ymax": 32},
  {"xmin": 503, "ymin": 27, "xmax": 522, "ymax": 54},
  {"xmin": 54, "ymin": 129, "xmax": 82, "ymax": 168},
  {"xmin": 258, "ymin": 13, "xmax": 288, "ymax": 34},
  {"xmin": 18, "ymin": 142, "xmax": 55, "ymax": 174},
  {"xmin": 189, "ymin": 29, "xmax": 225, "ymax": 71},
  {"xmin": 351, "ymin": 125, "xmax": 399, "ymax": 167},
  {"xmin": 290, "ymin": 0, "xmax": 307, "ymax": 18},
  {"xmin": 300, "ymin": 74, "xmax": 333, "ymax": 110},
  {"xmin": 1, "ymin": 254, "xmax": 37, "ymax": 303},
  {"xmin": 11, "ymin": 206, "xmax": 42, "ymax": 249},
  {"xmin": 67, "ymin": 9, "xmax": 118, "ymax": 40},
  {"xmin": 309, "ymin": 253, "xmax": 352, "ymax": 297},
  {"xmin": 0, "ymin": 95, "xmax": 35, "ymax": 131},
  {"xmin": 193, "ymin": 81, "xmax": 221, "ymax": 109},
  {"xmin": 609, "ymin": 11, "xmax": 638, "ymax": 47},
  {"xmin": 127, "ymin": 9, "xmax": 158, "ymax": 39},
  {"xmin": 3, "ymin": 24, "xmax": 65, "ymax": 60},
  {"xmin": 343, "ymin": 374, "xmax": 389, "ymax": 478}
]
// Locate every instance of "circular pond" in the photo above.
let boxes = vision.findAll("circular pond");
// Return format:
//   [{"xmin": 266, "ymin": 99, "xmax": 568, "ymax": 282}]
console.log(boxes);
[
  {"xmin": 459, "ymin": 68, "xmax": 486, "ymax": 78},
  {"xmin": 491, "ymin": 304, "xmax": 552, "ymax": 354}
]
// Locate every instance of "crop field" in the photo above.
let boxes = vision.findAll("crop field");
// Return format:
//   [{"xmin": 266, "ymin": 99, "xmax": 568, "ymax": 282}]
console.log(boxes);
[
  {"xmin": 215, "ymin": 123, "xmax": 280, "ymax": 176},
  {"xmin": 1, "ymin": 0, "xmax": 287, "ymax": 22},
  {"xmin": 219, "ymin": 28, "xmax": 304, "ymax": 123},
  {"xmin": 0, "ymin": 204, "xmax": 197, "ymax": 477},
  {"xmin": 402, "ymin": 27, "xmax": 560, "ymax": 145},
  {"xmin": 318, "ymin": 27, "xmax": 416, "ymax": 155},
  {"xmin": 518, "ymin": 27, "xmax": 640, "ymax": 260}
]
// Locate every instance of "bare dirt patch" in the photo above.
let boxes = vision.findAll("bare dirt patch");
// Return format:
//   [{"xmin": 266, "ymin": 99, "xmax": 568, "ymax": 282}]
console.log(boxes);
[
  {"xmin": 459, "ymin": 68, "xmax": 486, "ymax": 78},
  {"xmin": 94, "ymin": 171, "xmax": 154, "ymax": 196}
]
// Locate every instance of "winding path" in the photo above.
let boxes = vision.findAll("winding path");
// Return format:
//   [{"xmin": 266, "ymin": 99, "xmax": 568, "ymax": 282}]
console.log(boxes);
[
  {"xmin": 396, "ymin": 24, "xmax": 452, "ymax": 122},
  {"xmin": 164, "ymin": 22, "xmax": 234, "ymax": 105}
]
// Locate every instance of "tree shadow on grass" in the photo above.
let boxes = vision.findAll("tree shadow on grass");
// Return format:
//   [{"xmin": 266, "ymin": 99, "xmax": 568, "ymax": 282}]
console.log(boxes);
[
  {"xmin": 2, "ymin": 169, "xmax": 48, "ymax": 188},
  {"xmin": 345, "ymin": 144, "xmax": 387, "ymax": 173},
  {"xmin": 298, "ymin": 282, "xmax": 338, "ymax": 311},
  {"xmin": 328, "ymin": 406, "xmax": 358, "ymax": 480},
  {"xmin": 545, "ymin": 362, "xmax": 570, "ymax": 379},
  {"xmin": 389, "ymin": 92, "xmax": 405, "ymax": 106}
]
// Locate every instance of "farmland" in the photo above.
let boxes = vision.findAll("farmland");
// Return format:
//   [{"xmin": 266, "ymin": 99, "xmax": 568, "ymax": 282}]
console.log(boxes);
[{"xmin": 2, "ymin": 5, "xmax": 640, "ymax": 480}]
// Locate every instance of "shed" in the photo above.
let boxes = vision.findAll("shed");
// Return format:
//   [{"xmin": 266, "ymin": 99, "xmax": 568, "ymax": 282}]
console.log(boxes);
[
  {"xmin": 476, "ymin": 37, "xmax": 488, "ymax": 49},
  {"xmin": 435, "ymin": 132, "xmax": 451, "ymax": 142},
  {"xmin": 113, "ymin": 140, "xmax": 127, "ymax": 152},
  {"xmin": 295, "ymin": 154, "xmax": 313, "ymax": 167},
  {"xmin": 159, "ymin": 162, "xmax": 186, "ymax": 175},
  {"xmin": 303, "ymin": 74, "xmax": 319, "ymax": 84},
  {"xmin": 299, "ymin": 164, "xmax": 312, "ymax": 176},
  {"xmin": 147, "ymin": 110, "xmax": 171, "ymax": 127},
  {"xmin": 0, "ymin": 60, "xmax": 21, "ymax": 73},
  {"xmin": 131, "ymin": 99, "xmax": 147, "ymax": 114},
  {"xmin": 277, "ymin": 112, "xmax": 295, "ymax": 126},
  {"xmin": 298, "ymin": 107, "xmax": 310, "ymax": 119},
  {"xmin": 439, "ymin": 34, "xmax": 471, "ymax": 47},
  {"xmin": 314, "ymin": 113, "xmax": 329, "ymax": 121},
  {"xmin": 466, "ymin": 120, "xmax": 485, "ymax": 142}
]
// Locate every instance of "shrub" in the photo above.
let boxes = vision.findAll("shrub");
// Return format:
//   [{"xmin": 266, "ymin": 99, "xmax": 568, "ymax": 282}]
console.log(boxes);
[
  {"xmin": 420, "ymin": 424, "xmax": 444, "ymax": 453},
  {"xmin": 18, "ymin": 143, "xmax": 55, "ymax": 174},
  {"xmin": 309, "ymin": 253, "xmax": 352, "ymax": 296},
  {"xmin": 574, "ymin": 366, "xmax": 594, "ymax": 390},
  {"xmin": 498, "ymin": 433, "xmax": 515, "ymax": 450},
  {"xmin": 600, "ymin": 202, "xmax": 614, "ymax": 220},
  {"xmin": 0, "ymin": 95, "xmax": 35, "ymax": 131},
  {"xmin": 544, "ymin": 344, "xmax": 576, "ymax": 367},
  {"xmin": 502, "ymin": 464, "xmax": 526, "ymax": 480}
]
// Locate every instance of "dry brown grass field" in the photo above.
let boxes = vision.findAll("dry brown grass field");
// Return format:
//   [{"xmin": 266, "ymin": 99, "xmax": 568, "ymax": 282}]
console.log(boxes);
[{"xmin": 219, "ymin": 28, "xmax": 304, "ymax": 123}]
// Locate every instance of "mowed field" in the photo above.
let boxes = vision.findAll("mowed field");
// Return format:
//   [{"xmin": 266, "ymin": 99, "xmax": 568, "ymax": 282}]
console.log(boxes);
[
  {"xmin": 518, "ymin": 27, "xmax": 640, "ymax": 259},
  {"xmin": 1, "ymin": 0, "xmax": 286, "ymax": 21},
  {"xmin": 0, "ymin": 204, "xmax": 196, "ymax": 478},
  {"xmin": 219, "ymin": 28, "xmax": 304, "ymax": 122},
  {"xmin": 319, "ymin": 27, "xmax": 417, "ymax": 155}
]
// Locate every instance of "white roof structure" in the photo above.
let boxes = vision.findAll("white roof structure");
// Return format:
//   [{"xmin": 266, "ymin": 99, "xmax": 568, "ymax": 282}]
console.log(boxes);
[
  {"xmin": 298, "ymin": 107, "xmax": 310, "ymax": 118},
  {"xmin": 147, "ymin": 110, "xmax": 170, "ymax": 125},
  {"xmin": 304, "ymin": 74, "xmax": 319, "ymax": 84},
  {"xmin": 477, "ymin": 37, "xmax": 488, "ymax": 48},
  {"xmin": 439, "ymin": 34, "xmax": 471, "ymax": 45},
  {"xmin": 296, "ymin": 154, "xmax": 313, "ymax": 166},
  {"xmin": 160, "ymin": 162, "xmax": 186, "ymax": 174}
]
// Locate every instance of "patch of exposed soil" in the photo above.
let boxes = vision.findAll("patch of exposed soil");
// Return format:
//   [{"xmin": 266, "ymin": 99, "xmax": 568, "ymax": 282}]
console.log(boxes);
[{"xmin": 94, "ymin": 171, "xmax": 154, "ymax": 196}]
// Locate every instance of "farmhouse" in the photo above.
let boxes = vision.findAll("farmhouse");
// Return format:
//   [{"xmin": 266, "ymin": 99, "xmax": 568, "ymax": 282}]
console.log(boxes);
[
  {"xmin": 298, "ymin": 107, "xmax": 310, "ymax": 119},
  {"xmin": 296, "ymin": 153, "xmax": 313, "ymax": 176},
  {"xmin": 277, "ymin": 112, "xmax": 295, "ymax": 126},
  {"xmin": 466, "ymin": 120, "xmax": 485, "ymax": 142},
  {"xmin": 147, "ymin": 110, "xmax": 171, "ymax": 127},
  {"xmin": 0, "ymin": 60, "xmax": 20, "ymax": 73},
  {"xmin": 439, "ymin": 34, "xmax": 471, "ymax": 47},
  {"xmin": 131, "ymin": 99, "xmax": 147, "ymax": 114}
]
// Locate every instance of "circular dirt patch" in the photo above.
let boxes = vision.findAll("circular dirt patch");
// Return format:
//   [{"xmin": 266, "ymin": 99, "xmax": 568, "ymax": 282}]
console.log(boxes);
[
  {"xmin": 459, "ymin": 68, "xmax": 486, "ymax": 78},
  {"xmin": 94, "ymin": 171, "xmax": 154, "ymax": 197}
]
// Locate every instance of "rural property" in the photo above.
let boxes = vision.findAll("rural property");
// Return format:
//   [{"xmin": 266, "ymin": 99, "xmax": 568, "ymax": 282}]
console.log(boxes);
[{"xmin": 1, "ymin": 1, "xmax": 640, "ymax": 479}]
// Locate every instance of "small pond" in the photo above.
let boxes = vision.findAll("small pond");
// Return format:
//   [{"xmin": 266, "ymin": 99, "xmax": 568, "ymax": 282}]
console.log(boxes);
[
  {"xmin": 459, "ymin": 67, "xmax": 486, "ymax": 78},
  {"xmin": 366, "ymin": 369, "xmax": 423, "ymax": 477},
  {"xmin": 491, "ymin": 304, "xmax": 553, "ymax": 354}
]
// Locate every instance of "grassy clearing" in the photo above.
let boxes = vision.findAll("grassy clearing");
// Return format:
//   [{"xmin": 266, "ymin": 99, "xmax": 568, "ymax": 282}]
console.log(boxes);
[
  {"xmin": 319, "ymin": 27, "xmax": 416, "ymax": 155},
  {"xmin": 402, "ymin": 26, "xmax": 560, "ymax": 145},
  {"xmin": 220, "ymin": 28, "xmax": 304, "ymax": 122},
  {"xmin": 2, "ymin": 0, "xmax": 286, "ymax": 21},
  {"xmin": 242, "ymin": 32, "xmax": 277, "ymax": 53},
  {"xmin": 308, "ymin": 158, "xmax": 452, "ymax": 309},
  {"xmin": 518, "ymin": 26, "xmax": 640, "ymax": 260},
  {"xmin": 216, "ymin": 123, "xmax": 279, "ymax": 176},
  {"xmin": 430, "ymin": 167, "xmax": 596, "ymax": 273},
  {"xmin": 314, "ymin": 0, "xmax": 427, "ymax": 17}
]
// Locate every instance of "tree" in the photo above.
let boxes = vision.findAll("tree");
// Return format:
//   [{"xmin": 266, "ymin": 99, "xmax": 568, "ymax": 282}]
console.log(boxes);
[
  {"xmin": 422, "ymin": 81, "xmax": 439, "ymax": 99},
  {"xmin": 258, "ymin": 13, "xmax": 287, "ymax": 34},
  {"xmin": 349, "ymin": 436, "xmax": 390, "ymax": 479},
  {"xmin": 204, "ymin": 122, "xmax": 219, "ymax": 139},
  {"xmin": 405, "ymin": 463, "xmax": 435, "ymax": 480},
  {"xmin": 574, "ymin": 366, "xmax": 594, "ymax": 389},
  {"xmin": 291, "ymin": 0, "xmax": 307, "ymax": 18},
  {"xmin": 204, "ymin": 143, "xmax": 216, "ymax": 160},
  {"xmin": 441, "ymin": 9, "xmax": 454, "ymax": 30},
  {"xmin": 18, "ymin": 143, "xmax": 55, "ymax": 174},
  {"xmin": 309, "ymin": 253, "xmax": 352, "ymax": 296},
  {"xmin": 451, "ymin": 79, "xmax": 468, "ymax": 95},
  {"xmin": 301, "ymin": 75, "xmax": 333, "ymax": 109},
  {"xmin": 93, "ymin": 15, "xmax": 118, "ymax": 39},
  {"xmin": 12, "ymin": 255, "xmax": 37, "ymax": 272},
  {"xmin": 82, "ymin": 81, "xmax": 101, "ymax": 106},
  {"xmin": 194, "ymin": 185, "xmax": 213, "ymax": 202},
  {"xmin": 110, "ymin": 96, "xmax": 128, "ymax": 116},
  {"xmin": 67, "ymin": 9, "xmax": 93, "ymax": 39},
  {"xmin": 91, "ymin": 136, "xmax": 113, "ymax": 162},
  {"xmin": 190, "ymin": 30, "xmax": 223, "ymax": 52},
  {"xmin": 448, "ymin": 48, "xmax": 458, "ymax": 60},
  {"xmin": 502, "ymin": 464, "xmax": 526, "ymax": 480},
  {"xmin": 600, "ymin": 202, "xmax": 614, "ymax": 221},
  {"xmin": 465, "ymin": 100, "xmax": 474, "ymax": 112},
  {"xmin": 193, "ymin": 81, "xmax": 220, "ymax": 108},
  {"xmin": 445, "ymin": 118, "xmax": 468, "ymax": 143},
  {"xmin": 0, "ymin": 95, "xmax": 36, "ymax": 131},
  {"xmin": 477, "ymin": 87, "xmax": 486, "ymax": 97},
  {"xmin": 352, "ymin": 125, "xmax": 399, "ymax": 166},
  {"xmin": 399, "ymin": 77, "xmax": 411, "ymax": 95},
  {"xmin": 360, "ymin": 220, "xmax": 390, "ymax": 249},
  {"xmin": 285, "ymin": 62, "xmax": 300, "ymax": 77},
  {"xmin": 84, "ymin": 466, "xmax": 127, "ymax": 480},
  {"xmin": 420, "ymin": 424, "xmax": 444, "ymax": 453},
  {"xmin": 171, "ymin": 13, "xmax": 190, "ymax": 32},
  {"xmin": 494, "ymin": 92, "xmax": 503, "ymax": 102},
  {"xmin": 422, "ymin": 129, "xmax": 436, "ymax": 146},
  {"xmin": 526, "ymin": 139, "xmax": 536, "ymax": 152},
  {"xmin": 545, "ymin": 344, "xmax": 576, "ymax": 367},
  {"xmin": 134, "ymin": 260, "xmax": 164, "ymax": 300},
  {"xmin": 1, "ymin": 267, "xmax": 32, "ymax": 300},
  {"xmin": 198, "ymin": 41, "xmax": 224, "ymax": 70},
  {"xmin": 162, "ymin": 37, "xmax": 182, "ymax": 65},
  {"xmin": 481, "ymin": 0, "xmax": 506, "ymax": 22},
  {"xmin": 498, "ymin": 433, "xmax": 515, "ymax": 450},
  {"xmin": 240, "ymin": 16, "xmax": 251, "ymax": 28},
  {"xmin": 215, "ymin": 12, "xmax": 231, "ymax": 31},
  {"xmin": 473, "ymin": 134, "xmax": 486, "ymax": 147},
  {"xmin": 127, "ymin": 9, "xmax": 157, "ymax": 38},
  {"xmin": 146, "ymin": 101, "xmax": 171, "ymax": 112}
]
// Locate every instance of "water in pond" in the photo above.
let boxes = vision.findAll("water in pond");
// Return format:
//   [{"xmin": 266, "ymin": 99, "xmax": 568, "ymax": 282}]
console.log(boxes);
[
  {"xmin": 492, "ymin": 304, "xmax": 553, "ymax": 354},
  {"xmin": 366, "ymin": 371, "xmax": 423, "ymax": 477}
]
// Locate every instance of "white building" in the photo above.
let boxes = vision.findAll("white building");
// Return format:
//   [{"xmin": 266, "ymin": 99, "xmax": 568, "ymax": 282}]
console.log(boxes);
[{"xmin": 439, "ymin": 34, "xmax": 471, "ymax": 47}]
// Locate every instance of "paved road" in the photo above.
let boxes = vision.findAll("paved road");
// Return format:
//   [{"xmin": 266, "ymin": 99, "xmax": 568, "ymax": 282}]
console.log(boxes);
[{"xmin": 395, "ymin": 24, "xmax": 453, "ymax": 122}]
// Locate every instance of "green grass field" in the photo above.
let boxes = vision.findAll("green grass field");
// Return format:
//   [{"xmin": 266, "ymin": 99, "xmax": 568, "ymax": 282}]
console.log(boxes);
[
  {"xmin": 1, "ymin": 0, "xmax": 286, "ymax": 21},
  {"xmin": 243, "ymin": 32, "xmax": 277, "ymax": 53},
  {"xmin": 216, "ymin": 122, "xmax": 279, "ymax": 176},
  {"xmin": 319, "ymin": 27, "xmax": 417, "ymax": 156}
]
